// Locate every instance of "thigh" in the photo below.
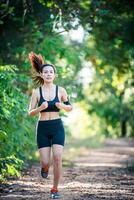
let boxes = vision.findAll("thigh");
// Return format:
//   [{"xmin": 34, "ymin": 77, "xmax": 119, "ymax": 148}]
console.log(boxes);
[
  {"xmin": 39, "ymin": 147, "xmax": 51, "ymax": 163},
  {"xmin": 51, "ymin": 123, "xmax": 65, "ymax": 147},
  {"xmin": 36, "ymin": 121, "xmax": 52, "ymax": 148},
  {"xmin": 37, "ymin": 133, "xmax": 51, "ymax": 148}
]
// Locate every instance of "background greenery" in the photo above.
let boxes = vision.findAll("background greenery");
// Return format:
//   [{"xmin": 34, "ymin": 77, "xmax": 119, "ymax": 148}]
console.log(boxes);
[{"xmin": 0, "ymin": 0, "xmax": 134, "ymax": 181}]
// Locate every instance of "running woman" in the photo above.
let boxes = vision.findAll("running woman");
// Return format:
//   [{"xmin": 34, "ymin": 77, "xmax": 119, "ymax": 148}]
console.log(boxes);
[{"xmin": 28, "ymin": 52, "xmax": 73, "ymax": 199}]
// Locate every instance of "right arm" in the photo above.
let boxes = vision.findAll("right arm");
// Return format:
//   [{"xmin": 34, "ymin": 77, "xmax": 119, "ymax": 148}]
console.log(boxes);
[{"xmin": 28, "ymin": 89, "xmax": 48, "ymax": 116}]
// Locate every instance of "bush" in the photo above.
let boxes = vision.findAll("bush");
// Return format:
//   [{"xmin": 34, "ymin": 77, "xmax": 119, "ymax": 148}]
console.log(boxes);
[{"xmin": 0, "ymin": 65, "xmax": 36, "ymax": 181}]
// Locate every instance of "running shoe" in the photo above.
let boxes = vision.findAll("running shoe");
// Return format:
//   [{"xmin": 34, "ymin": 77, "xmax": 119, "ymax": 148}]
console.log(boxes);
[
  {"xmin": 41, "ymin": 166, "xmax": 49, "ymax": 178},
  {"xmin": 50, "ymin": 188, "xmax": 63, "ymax": 199}
]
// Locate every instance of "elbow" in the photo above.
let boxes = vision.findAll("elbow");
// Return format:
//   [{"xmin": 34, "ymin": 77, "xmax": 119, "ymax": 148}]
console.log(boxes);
[
  {"xmin": 28, "ymin": 110, "xmax": 33, "ymax": 117},
  {"xmin": 28, "ymin": 112, "xmax": 31, "ymax": 117},
  {"xmin": 67, "ymin": 105, "xmax": 73, "ymax": 112},
  {"xmin": 70, "ymin": 105, "xmax": 73, "ymax": 111}
]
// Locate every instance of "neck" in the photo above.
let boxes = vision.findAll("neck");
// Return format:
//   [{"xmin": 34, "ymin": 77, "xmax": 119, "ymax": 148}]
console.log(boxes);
[{"xmin": 43, "ymin": 82, "xmax": 54, "ymax": 89}]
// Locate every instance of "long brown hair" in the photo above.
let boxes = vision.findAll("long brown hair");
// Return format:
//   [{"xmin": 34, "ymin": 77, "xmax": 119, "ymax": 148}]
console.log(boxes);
[{"xmin": 29, "ymin": 52, "xmax": 56, "ymax": 86}]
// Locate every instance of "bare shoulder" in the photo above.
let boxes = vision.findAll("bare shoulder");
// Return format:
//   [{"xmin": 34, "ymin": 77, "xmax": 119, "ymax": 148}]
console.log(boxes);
[
  {"xmin": 58, "ymin": 86, "xmax": 68, "ymax": 102},
  {"xmin": 58, "ymin": 86, "xmax": 67, "ymax": 95},
  {"xmin": 32, "ymin": 88, "xmax": 40, "ymax": 99},
  {"xmin": 32, "ymin": 88, "xmax": 37, "ymax": 95}
]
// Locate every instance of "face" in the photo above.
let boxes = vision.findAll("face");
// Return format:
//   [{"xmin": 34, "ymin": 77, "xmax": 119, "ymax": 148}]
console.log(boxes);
[{"xmin": 41, "ymin": 66, "xmax": 56, "ymax": 83}]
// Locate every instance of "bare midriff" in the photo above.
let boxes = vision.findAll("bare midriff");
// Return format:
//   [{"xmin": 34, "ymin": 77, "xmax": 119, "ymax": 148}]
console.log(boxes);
[{"xmin": 38, "ymin": 112, "xmax": 60, "ymax": 121}]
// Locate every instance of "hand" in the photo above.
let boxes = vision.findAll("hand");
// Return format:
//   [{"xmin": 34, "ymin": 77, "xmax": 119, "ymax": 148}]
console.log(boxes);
[
  {"xmin": 39, "ymin": 101, "xmax": 48, "ymax": 111},
  {"xmin": 55, "ymin": 102, "xmax": 63, "ymax": 109}
]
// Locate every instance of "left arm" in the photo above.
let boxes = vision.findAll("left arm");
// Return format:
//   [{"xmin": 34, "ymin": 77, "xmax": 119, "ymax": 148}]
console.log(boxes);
[{"xmin": 55, "ymin": 87, "xmax": 73, "ymax": 112}]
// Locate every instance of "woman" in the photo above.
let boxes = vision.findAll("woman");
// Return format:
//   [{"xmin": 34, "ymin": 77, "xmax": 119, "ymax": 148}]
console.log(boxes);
[{"xmin": 28, "ymin": 52, "xmax": 73, "ymax": 199}]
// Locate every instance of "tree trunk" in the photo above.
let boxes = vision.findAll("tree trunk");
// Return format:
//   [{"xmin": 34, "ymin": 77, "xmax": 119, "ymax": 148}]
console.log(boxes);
[{"xmin": 121, "ymin": 119, "xmax": 127, "ymax": 137}]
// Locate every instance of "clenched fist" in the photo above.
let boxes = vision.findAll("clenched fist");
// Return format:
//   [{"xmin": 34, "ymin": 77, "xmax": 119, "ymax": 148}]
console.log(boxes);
[
  {"xmin": 39, "ymin": 101, "xmax": 48, "ymax": 111},
  {"xmin": 55, "ymin": 102, "xmax": 63, "ymax": 109}
]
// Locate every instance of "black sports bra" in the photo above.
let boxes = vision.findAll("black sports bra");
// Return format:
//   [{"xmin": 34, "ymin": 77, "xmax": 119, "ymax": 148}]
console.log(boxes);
[{"xmin": 38, "ymin": 85, "xmax": 60, "ymax": 112}]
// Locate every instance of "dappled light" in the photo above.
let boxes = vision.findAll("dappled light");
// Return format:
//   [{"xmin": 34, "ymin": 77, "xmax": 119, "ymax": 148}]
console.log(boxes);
[
  {"xmin": 0, "ymin": 0, "xmax": 134, "ymax": 199},
  {"xmin": 1, "ymin": 139, "xmax": 134, "ymax": 199}
]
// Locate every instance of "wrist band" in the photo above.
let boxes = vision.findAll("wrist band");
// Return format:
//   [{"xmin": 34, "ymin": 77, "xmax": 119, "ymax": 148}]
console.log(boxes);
[{"xmin": 63, "ymin": 100, "xmax": 71, "ymax": 105}]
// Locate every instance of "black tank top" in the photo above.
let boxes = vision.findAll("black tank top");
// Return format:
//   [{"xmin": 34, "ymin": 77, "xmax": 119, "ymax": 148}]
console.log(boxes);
[{"xmin": 38, "ymin": 85, "xmax": 60, "ymax": 112}]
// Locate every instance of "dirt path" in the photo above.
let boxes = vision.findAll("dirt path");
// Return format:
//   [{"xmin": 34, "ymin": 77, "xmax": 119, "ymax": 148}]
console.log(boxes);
[{"xmin": 1, "ymin": 138, "xmax": 134, "ymax": 200}]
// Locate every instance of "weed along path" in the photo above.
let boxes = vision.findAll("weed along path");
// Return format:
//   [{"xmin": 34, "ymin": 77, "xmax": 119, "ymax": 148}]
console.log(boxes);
[{"xmin": 1, "ymin": 138, "xmax": 134, "ymax": 200}]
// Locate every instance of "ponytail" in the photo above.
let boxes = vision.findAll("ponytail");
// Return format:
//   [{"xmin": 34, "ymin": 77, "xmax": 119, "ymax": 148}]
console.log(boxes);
[{"xmin": 28, "ymin": 52, "xmax": 44, "ymax": 86}]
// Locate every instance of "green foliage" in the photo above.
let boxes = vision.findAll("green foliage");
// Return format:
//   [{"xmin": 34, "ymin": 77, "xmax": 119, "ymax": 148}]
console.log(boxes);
[
  {"xmin": 0, "ymin": 155, "xmax": 23, "ymax": 182},
  {"xmin": 0, "ymin": 65, "xmax": 36, "ymax": 180},
  {"xmin": 0, "ymin": 1, "xmax": 84, "ymax": 181},
  {"xmin": 0, "ymin": 0, "xmax": 134, "ymax": 181},
  {"xmin": 83, "ymin": 67, "xmax": 134, "ymax": 137}
]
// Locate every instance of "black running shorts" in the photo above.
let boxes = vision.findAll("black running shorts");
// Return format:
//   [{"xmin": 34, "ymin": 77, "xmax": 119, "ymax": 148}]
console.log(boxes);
[{"xmin": 36, "ymin": 118, "xmax": 65, "ymax": 149}]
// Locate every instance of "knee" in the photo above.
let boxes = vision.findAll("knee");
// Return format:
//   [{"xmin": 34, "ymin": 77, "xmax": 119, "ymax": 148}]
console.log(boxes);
[
  {"xmin": 41, "ymin": 160, "xmax": 49, "ymax": 167},
  {"xmin": 53, "ymin": 155, "xmax": 62, "ymax": 164}
]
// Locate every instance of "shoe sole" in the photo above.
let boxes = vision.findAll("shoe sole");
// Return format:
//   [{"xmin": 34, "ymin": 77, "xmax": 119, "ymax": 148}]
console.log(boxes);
[{"xmin": 49, "ymin": 194, "xmax": 63, "ymax": 199}]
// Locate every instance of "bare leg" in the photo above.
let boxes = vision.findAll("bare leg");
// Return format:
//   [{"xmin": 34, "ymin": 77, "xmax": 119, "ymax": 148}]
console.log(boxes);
[
  {"xmin": 52, "ymin": 144, "xmax": 63, "ymax": 189},
  {"xmin": 39, "ymin": 147, "xmax": 51, "ymax": 169}
]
